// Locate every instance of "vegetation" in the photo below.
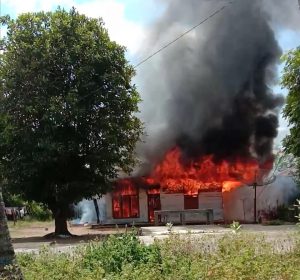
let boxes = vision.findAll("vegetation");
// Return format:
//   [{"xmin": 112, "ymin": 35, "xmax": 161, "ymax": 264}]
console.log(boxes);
[
  {"xmin": 230, "ymin": 221, "xmax": 242, "ymax": 233},
  {"xmin": 6, "ymin": 231, "xmax": 300, "ymax": 280},
  {"xmin": 25, "ymin": 201, "xmax": 52, "ymax": 221},
  {"xmin": 0, "ymin": 8, "xmax": 142, "ymax": 235},
  {"xmin": 3, "ymin": 191, "xmax": 52, "ymax": 221},
  {"xmin": 281, "ymin": 48, "xmax": 300, "ymax": 182},
  {"xmin": 2, "ymin": 192, "xmax": 25, "ymax": 207}
]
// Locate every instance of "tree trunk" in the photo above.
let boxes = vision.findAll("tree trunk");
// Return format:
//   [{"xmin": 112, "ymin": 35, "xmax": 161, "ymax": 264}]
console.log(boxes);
[
  {"xmin": 93, "ymin": 198, "xmax": 100, "ymax": 224},
  {"xmin": 0, "ymin": 188, "xmax": 23, "ymax": 279},
  {"xmin": 54, "ymin": 207, "xmax": 71, "ymax": 236}
]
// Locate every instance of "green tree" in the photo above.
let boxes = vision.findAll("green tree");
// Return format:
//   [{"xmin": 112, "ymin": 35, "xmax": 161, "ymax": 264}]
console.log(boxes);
[
  {"xmin": 281, "ymin": 48, "xmax": 300, "ymax": 182},
  {"xmin": 0, "ymin": 8, "xmax": 142, "ymax": 235}
]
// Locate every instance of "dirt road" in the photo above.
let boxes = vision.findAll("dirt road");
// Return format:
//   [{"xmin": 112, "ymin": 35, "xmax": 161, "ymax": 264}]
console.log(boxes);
[{"xmin": 8, "ymin": 221, "xmax": 299, "ymax": 253}]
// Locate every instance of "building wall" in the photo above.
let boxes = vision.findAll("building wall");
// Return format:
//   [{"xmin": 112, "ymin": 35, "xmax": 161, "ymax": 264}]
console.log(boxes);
[
  {"xmin": 103, "ymin": 190, "xmax": 225, "ymax": 224},
  {"xmin": 160, "ymin": 193, "xmax": 184, "ymax": 223},
  {"xmin": 199, "ymin": 192, "xmax": 224, "ymax": 221},
  {"xmin": 160, "ymin": 193, "xmax": 184, "ymax": 210}
]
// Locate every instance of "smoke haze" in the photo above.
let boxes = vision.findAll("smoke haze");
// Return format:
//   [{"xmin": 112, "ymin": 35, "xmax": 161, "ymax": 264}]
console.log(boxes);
[{"xmin": 135, "ymin": 0, "xmax": 300, "ymax": 175}]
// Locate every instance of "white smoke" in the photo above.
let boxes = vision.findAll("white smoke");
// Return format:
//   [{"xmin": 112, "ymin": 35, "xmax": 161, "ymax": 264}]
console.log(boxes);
[{"xmin": 73, "ymin": 198, "xmax": 106, "ymax": 224}]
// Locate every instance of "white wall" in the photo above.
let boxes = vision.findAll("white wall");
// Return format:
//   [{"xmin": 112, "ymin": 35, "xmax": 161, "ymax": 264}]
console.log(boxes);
[
  {"xmin": 198, "ymin": 192, "xmax": 224, "ymax": 221},
  {"xmin": 160, "ymin": 193, "xmax": 184, "ymax": 210},
  {"xmin": 159, "ymin": 192, "xmax": 224, "ymax": 223},
  {"xmin": 159, "ymin": 193, "xmax": 183, "ymax": 224},
  {"xmin": 103, "ymin": 190, "xmax": 226, "ymax": 224},
  {"xmin": 223, "ymin": 176, "xmax": 299, "ymax": 222}
]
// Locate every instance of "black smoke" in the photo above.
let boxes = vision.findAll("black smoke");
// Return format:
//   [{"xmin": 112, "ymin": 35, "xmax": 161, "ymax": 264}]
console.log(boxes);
[{"xmin": 136, "ymin": 0, "xmax": 297, "ymax": 172}]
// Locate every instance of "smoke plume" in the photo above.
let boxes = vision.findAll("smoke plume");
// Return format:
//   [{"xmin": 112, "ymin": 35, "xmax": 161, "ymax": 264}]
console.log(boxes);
[{"xmin": 135, "ymin": 0, "xmax": 300, "ymax": 174}]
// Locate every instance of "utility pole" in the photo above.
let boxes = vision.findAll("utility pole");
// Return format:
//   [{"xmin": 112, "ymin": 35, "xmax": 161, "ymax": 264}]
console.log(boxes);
[
  {"xmin": 253, "ymin": 171, "xmax": 257, "ymax": 223},
  {"xmin": 240, "ymin": 168, "xmax": 275, "ymax": 224}
]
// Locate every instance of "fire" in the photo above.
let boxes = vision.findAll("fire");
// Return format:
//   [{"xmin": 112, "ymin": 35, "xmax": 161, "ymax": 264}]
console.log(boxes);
[
  {"xmin": 114, "ymin": 146, "xmax": 273, "ymax": 195},
  {"xmin": 147, "ymin": 147, "xmax": 263, "ymax": 193},
  {"xmin": 112, "ymin": 146, "xmax": 273, "ymax": 220},
  {"xmin": 112, "ymin": 179, "xmax": 139, "ymax": 219}
]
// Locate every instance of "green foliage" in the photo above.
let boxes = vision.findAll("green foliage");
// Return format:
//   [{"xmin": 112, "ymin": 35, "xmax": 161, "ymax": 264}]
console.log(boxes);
[
  {"xmin": 230, "ymin": 220, "xmax": 242, "ymax": 233},
  {"xmin": 281, "ymin": 48, "xmax": 300, "ymax": 180},
  {"xmin": 82, "ymin": 231, "xmax": 162, "ymax": 274},
  {"xmin": 17, "ymin": 246, "xmax": 104, "ymax": 280},
  {"xmin": 0, "ymin": 8, "xmax": 142, "ymax": 231},
  {"xmin": 2, "ymin": 192, "xmax": 25, "ymax": 207},
  {"xmin": 2, "ymin": 190, "xmax": 52, "ymax": 220},
  {"xmin": 17, "ymin": 232, "xmax": 300, "ymax": 280},
  {"xmin": 25, "ymin": 201, "xmax": 52, "ymax": 221}
]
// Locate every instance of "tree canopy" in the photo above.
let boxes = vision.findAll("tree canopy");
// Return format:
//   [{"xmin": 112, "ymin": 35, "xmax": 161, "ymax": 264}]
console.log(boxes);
[
  {"xmin": 281, "ymin": 48, "xmax": 300, "ymax": 181},
  {"xmin": 0, "ymin": 8, "xmax": 142, "ymax": 234}
]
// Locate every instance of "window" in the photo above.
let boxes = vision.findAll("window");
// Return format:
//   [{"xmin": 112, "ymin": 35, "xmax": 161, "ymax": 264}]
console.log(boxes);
[
  {"xmin": 112, "ymin": 182, "xmax": 139, "ymax": 219},
  {"xmin": 184, "ymin": 194, "xmax": 198, "ymax": 209}
]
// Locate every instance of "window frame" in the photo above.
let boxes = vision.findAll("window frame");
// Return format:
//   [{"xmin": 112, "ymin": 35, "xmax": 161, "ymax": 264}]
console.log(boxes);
[{"xmin": 112, "ymin": 187, "xmax": 140, "ymax": 219}]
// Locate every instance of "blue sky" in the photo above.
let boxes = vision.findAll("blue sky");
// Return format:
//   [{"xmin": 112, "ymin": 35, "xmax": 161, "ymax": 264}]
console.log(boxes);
[
  {"xmin": 2, "ymin": 0, "xmax": 299, "ymax": 69},
  {"xmin": 1, "ymin": 0, "xmax": 300, "ymax": 146}
]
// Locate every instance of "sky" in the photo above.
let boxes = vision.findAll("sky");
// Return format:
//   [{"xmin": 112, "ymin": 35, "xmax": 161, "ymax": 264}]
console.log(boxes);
[{"xmin": 1, "ymin": 0, "xmax": 300, "ymax": 147}]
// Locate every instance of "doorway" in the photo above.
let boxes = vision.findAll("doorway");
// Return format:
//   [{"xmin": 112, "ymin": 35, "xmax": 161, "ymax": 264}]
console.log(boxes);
[{"xmin": 147, "ymin": 194, "xmax": 161, "ymax": 223}]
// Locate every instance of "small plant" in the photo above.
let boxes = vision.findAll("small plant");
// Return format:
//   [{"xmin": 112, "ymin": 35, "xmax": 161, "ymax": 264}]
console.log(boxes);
[
  {"xmin": 230, "ymin": 221, "xmax": 242, "ymax": 234},
  {"xmin": 166, "ymin": 222, "xmax": 173, "ymax": 233}
]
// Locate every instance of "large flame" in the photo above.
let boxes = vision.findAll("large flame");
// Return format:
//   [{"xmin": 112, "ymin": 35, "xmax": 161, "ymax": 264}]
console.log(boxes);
[
  {"xmin": 112, "ymin": 146, "xmax": 273, "ymax": 219},
  {"xmin": 147, "ymin": 147, "xmax": 264, "ymax": 193}
]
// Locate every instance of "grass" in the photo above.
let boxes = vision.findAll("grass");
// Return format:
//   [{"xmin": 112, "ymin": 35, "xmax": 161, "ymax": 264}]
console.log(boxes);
[
  {"xmin": 7, "ymin": 220, "xmax": 54, "ymax": 239},
  {"xmin": 8, "ymin": 219, "xmax": 53, "ymax": 228},
  {"xmin": 9, "ymin": 230, "xmax": 300, "ymax": 280}
]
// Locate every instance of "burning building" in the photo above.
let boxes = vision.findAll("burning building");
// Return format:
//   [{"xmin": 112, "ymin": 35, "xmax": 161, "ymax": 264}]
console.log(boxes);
[
  {"xmin": 77, "ymin": 0, "xmax": 300, "ymax": 225},
  {"xmin": 100, "ymin": 147, "xmax": 273, "ymax": 225}
]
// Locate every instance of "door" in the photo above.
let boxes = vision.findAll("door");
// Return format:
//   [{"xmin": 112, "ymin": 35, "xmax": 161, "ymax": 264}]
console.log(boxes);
[{"xmin": 148, "ymin": 194, "xmax": 161, "ymax": 223}]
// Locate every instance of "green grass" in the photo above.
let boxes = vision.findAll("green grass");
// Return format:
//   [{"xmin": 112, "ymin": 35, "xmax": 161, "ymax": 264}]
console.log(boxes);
[{"xmin": 13, "ymin": 231, "xmax": 300, "ymax": 280}]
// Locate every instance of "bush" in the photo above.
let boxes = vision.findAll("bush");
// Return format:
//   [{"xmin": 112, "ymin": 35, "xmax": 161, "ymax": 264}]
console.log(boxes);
[
  {"xmin": 18, "ymin": 247, "xmax": 103, "ymax": 280},
  {"xmin": 25, "ymin": 201, "xmax": 52, "ymax": 221},
  {"xmin": 3, "ymin": 191, "xmax": 52, "ymax": 221},
  {"xmin": 3, "ymin": 192, "xmax": 25, "ymax": 207},
  {"xmin": 18, "ymin": 232, "xmax": 300, "ymax": 280},
  {"xmin": 82, "ymin": 230, "xmax": 161, "ymax": 274}
]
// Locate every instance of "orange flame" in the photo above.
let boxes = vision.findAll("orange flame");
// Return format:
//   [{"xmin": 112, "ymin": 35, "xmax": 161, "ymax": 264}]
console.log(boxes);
[{"xmin": 148, "ymin": 147, "xmax": 262, "ymax": 193}]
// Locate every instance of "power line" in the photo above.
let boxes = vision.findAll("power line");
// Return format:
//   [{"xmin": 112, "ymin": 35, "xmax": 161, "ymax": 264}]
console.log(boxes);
[
  {"xmin": 134, "ymin": 0, "xmax": 235, "ymax": 68},
  {"xmin": 0, "ymin": 0, "xmax": 237, "ymax": 134}
]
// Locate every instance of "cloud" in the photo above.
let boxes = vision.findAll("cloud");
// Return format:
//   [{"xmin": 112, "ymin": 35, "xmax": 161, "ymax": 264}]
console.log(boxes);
[
  {"xmin": 2, "ymin": 0, "xmax": 145, "ymax": 57},
  {"xmin": 76, "ymin": 0, "xmax": 145, "ymax": 56}
]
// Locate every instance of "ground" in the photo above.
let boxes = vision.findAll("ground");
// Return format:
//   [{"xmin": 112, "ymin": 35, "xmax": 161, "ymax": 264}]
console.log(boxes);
[{"xmin": 8, "ymin": 220, "xmax": 299, "ymax": 253}]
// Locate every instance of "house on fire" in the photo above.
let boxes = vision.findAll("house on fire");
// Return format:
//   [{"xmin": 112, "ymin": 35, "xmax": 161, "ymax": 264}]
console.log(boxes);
[
  {"xmin": 86, "ymin": 177, "xmax": 290, "ymax": 225},
  {"xmin": 79, "ymin": 149, "xmax": 290, "ymax": 225},
  {"xmin": 94, "ymin": 178, "xmax": 225, "ymax": 225}
]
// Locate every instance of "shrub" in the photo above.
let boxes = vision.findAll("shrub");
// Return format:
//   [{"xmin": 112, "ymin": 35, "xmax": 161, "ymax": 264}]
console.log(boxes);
[
  {"xmin": 18, "ymin": 247, "xmax": 103, "ymax": 280},
  {"xmin": 25, "ymin": 201, "xmax": 52, "ymax": 221},
  {"xmin": 3, "ymin": 193, "xmax": 25, "ymax": 207},
  {"xmin": 17, "ymin": 232, "xmax": 300, "ymax": 280},
  {"xmin": 82, "ymin": 230, "xmax": 162, "ymax": 274}
]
